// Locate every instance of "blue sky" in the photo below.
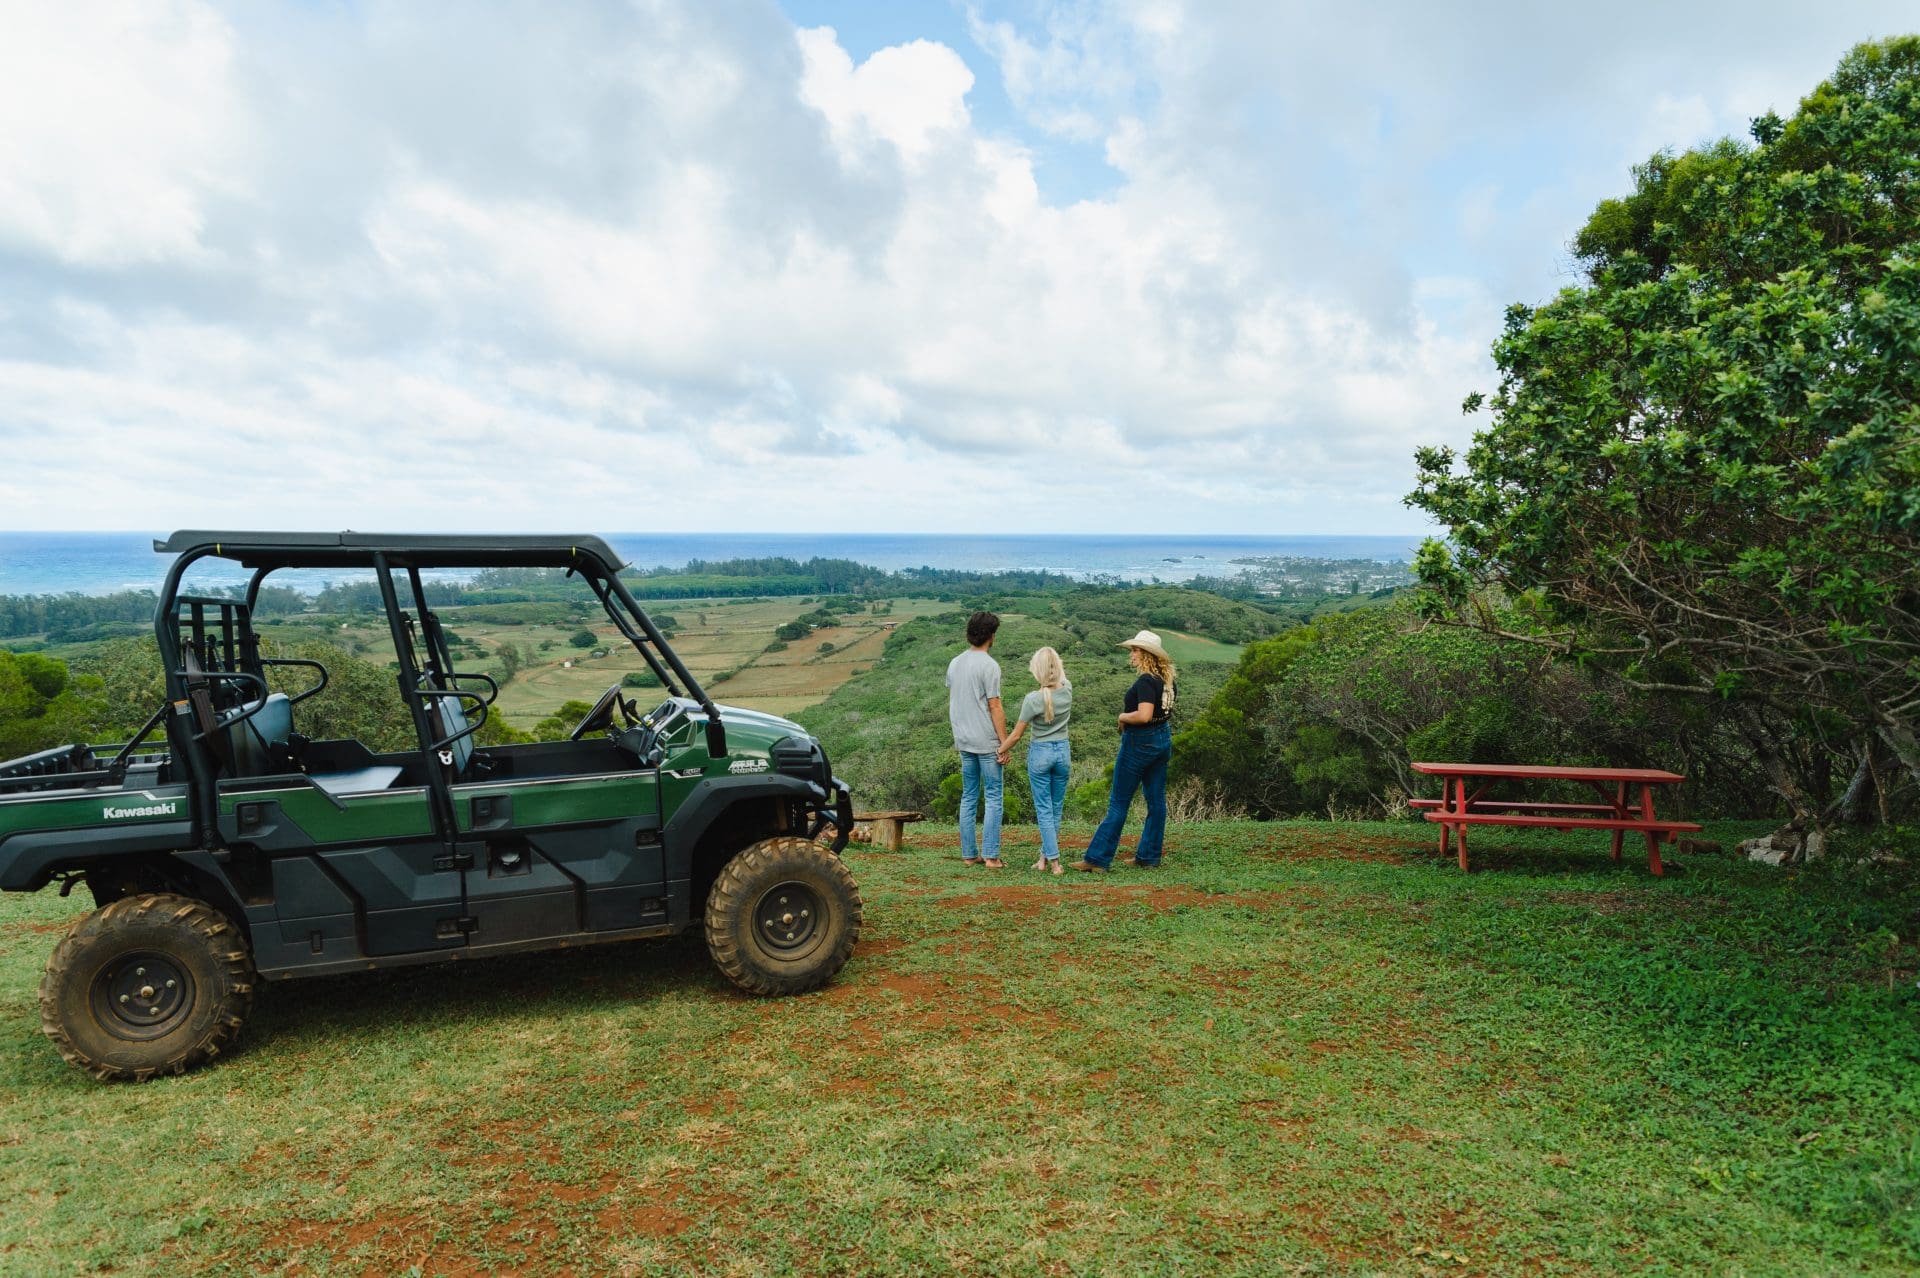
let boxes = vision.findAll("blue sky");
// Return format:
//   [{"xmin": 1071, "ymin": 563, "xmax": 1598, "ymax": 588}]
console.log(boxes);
[{"xmin": 0, "ymin": 1, "xmax": 1909, "ymax": 535}]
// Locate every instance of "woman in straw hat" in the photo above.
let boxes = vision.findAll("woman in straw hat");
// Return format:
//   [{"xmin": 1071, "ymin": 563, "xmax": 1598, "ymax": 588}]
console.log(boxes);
[
  {"xmin": 1071, "ymin": 631, "xmax": 1176, "ymax": 872},
  {"xmin": 998, "ymin": 646, "xmax": 1072, "ymax": 875}
]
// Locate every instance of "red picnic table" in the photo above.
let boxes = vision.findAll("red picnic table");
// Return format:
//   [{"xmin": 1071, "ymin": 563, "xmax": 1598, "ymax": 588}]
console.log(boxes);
[{"xmin": 1410, "ymin": 762, "xmax": 1703, "ymax": 876}]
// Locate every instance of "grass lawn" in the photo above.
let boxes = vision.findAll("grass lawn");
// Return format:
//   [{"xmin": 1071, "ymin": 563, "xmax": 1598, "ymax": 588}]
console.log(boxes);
[
  {"xmin": 1158, "ymin": 629, "xmax": 1245, "ymax": 666},
  {"xmin": 2, "ymin": 821, "xmax": 1917, "ymax": 1274}
]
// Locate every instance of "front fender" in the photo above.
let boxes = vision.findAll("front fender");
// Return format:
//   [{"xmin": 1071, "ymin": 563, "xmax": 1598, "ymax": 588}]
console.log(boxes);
[{"xmin": 663, "ymin": 774, "xmax": 837, "ymax": 866}]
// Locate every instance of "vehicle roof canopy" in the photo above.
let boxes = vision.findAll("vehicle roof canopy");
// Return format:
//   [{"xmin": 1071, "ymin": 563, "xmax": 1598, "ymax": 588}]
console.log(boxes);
[{"xmin": 155, "ymin": 531, "xmax": 629, "ymax": 573}]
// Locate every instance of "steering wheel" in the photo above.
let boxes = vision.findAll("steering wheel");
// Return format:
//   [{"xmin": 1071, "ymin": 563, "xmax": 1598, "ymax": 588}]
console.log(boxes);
[{"xmin": 568, "ymin": 682, "xmax": 641, "ymax": 741}]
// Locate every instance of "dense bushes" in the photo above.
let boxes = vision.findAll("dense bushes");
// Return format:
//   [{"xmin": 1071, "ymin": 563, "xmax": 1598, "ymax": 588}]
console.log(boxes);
[{"xmin": 1174, "ymin": 598, "xmax": 1785, "ymax": 819}]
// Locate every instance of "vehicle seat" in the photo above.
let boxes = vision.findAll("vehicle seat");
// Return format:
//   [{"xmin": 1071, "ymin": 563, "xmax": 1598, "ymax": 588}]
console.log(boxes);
[
  {"xmin": 225, "ymin": 691, "xmax": 405, "ymax": 795},
  {"xmin": 225, "ymin": 694, "xmax": 294, "ymax": 776}
]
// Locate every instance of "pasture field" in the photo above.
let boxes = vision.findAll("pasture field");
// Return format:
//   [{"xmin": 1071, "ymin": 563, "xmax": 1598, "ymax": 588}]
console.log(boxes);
[
  {"xmin": 2, "ymin": 821, "xmax": 1916, "ymax": 1275},
  {"xmin": 320, "ymin": 596, "xmax": 953, "ymax": 729},
  {"xmin": 1158, "ymin": 628, "xmax": 1245, "ymax": 666}
]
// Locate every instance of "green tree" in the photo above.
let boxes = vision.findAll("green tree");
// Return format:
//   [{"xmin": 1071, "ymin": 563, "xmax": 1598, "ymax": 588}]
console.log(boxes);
[
  {"xmin": 531, "ymin": 699, "xmax": 599, "ymax": 742},
  {"xmin": 264, "ymin": 641, "xmax": 418, "ymax": 753},
  {"xmin": 494, "ymin": 640, "xmax": 522, "ymax": 685},
  {"xmin": 568, "ymin": 629, "xmax": 597, "ymax": 650},
  {"xmin": 1172, "ymin": 629, "xmax": 1319, "ymax": 816},
  {"xmin": 0, "ymin": 651, "xmax": 104, "ymax": 758},
  {"xmin": 1410, "ymin": 37, "xmax": 1920, "ymax": 816}
]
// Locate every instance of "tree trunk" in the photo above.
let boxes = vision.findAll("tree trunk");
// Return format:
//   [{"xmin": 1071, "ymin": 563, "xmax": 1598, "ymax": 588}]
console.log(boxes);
[
  {"xmin": 1826, "ymin": 743, "xmax": 1875, "ymax": 826},
  {"xmin": 1737, "ymin": 706, "xmax": 1815, "ymax": 823},
  {"xmin": 1875, "ymin": 719, "xmax": 1920, "ymax": 796}
]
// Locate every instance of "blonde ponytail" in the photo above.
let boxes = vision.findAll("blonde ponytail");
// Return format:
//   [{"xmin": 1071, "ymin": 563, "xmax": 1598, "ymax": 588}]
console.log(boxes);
[{"xmin": 1028, "ymin": 647, "xmax": 1068, "ymax": 722}]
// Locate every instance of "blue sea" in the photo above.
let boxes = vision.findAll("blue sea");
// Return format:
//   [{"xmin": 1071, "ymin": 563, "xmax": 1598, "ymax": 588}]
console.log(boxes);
[{"xmin": 0, "ymin": 531, "xmax": 1426, "ymax": 597}]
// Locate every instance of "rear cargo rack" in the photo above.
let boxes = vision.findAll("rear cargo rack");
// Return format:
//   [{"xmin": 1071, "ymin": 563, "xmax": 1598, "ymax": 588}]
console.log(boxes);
[{"xmin": 0, "ymin": 702, "xmax": 172, "ymax": 794}]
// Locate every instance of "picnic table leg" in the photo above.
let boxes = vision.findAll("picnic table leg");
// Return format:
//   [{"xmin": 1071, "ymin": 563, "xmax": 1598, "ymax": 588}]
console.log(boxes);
[
  {"xmin": 1610, "ymin": 781, "xmax": 1627, "ymax": 862},
  {"xmin": 1454, "ymin": 779, "xmax": 1471, "ymax": 872},
  {"xmin": 1640, "ymin": 783, "xmax": 1664, "ymax": 877}
]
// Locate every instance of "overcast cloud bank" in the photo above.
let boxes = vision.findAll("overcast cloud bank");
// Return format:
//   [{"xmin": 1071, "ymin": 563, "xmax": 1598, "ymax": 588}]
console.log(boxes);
[{"xmin": 0, "ymin": 1, "xmax": 1907, "ymax": 533}]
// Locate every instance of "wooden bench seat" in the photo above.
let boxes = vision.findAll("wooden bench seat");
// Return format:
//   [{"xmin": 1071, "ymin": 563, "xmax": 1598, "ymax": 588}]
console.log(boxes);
[
  {"xmin": 1409, "ymin": 798, "xmax": 1630, "ymax": 815},
  {"xmin": 1420, "ymin": 812, "xmax": 1700, "ymax": 834},
  {"xmin": 850, "ymin": 809, "xmax": 923, "ymax": 852}
]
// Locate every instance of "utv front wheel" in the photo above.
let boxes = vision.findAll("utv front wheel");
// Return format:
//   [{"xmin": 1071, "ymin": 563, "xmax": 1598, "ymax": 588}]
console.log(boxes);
[
  {"xmin": 705, "ymin": 837, "xmax": 862, "ymax": 995},
  {"xmin": 39, "ymin": 894, "xmax": 255, "ymax": 1082}
]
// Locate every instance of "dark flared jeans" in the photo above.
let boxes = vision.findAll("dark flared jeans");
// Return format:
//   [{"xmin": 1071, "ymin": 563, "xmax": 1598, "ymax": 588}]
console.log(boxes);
[{"xmin": 1083, "ymin": 722, "xmax": 1170, "ymax": 867}]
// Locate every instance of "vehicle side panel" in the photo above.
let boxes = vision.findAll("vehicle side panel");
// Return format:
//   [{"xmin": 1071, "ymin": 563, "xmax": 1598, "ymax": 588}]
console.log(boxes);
[
  {"xmin": 217, "ymin": 781, "xmax": 459, "ymax": 960},
  {"xmin": 453, "ymin": 773, "xmax": 666, "ymax": 941},
  {"xmin": 0, "ymin": 785, "xmax": 192, "ymax": 890}
]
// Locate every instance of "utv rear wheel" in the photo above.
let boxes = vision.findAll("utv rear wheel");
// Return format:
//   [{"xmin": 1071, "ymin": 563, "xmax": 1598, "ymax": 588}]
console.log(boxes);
[
  {"xmin": 705, "ymin": 837, "xmax": 861, "ymax": 995},
  {"xmin": 39, "ymin": 893, "xmax": 255, "ymax": 1082}
]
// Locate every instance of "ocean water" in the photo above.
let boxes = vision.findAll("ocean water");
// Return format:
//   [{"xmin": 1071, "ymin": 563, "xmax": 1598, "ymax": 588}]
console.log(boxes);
[{"xmin": 0, "ymin": 531, "xmax": 1426, "ymax": 597}]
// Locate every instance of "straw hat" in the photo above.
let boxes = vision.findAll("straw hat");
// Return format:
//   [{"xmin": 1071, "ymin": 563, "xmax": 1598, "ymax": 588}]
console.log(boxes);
[{"xmin": 1118, "ymin": 629, "xmax": 1171, "ymax": 662}]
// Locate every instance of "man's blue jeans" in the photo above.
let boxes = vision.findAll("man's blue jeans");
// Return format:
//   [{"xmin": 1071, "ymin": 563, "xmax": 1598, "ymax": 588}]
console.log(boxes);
[
  {"xmin": 1083, "ymin": 723, "xmax": 1170, "ymax": 867},
  {"xmin": 1026, "ymin": 738, "xmax": 1071, "ymax": 862},
  {"xmin": 958, "ymin": 750, "xmax": 1003, "ymax": 861}
]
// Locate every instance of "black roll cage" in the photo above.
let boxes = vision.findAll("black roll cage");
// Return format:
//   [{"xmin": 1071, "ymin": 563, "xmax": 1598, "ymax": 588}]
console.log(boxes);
[{"xmin": 150, "ymin": 531, "xmax": 727, "ymax": 845}]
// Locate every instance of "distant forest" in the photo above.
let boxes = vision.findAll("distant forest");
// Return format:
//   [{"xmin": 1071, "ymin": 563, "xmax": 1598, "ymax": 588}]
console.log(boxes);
[{"xmin": 0, "ymin": 555, "xmax": 1380, "ymax": 644}]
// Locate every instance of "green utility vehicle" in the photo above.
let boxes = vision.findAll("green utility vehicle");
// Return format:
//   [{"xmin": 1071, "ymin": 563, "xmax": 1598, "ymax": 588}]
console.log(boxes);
[{"xmin": 0, "ymin": 532, "xmax": 860, "ymax": 1081}]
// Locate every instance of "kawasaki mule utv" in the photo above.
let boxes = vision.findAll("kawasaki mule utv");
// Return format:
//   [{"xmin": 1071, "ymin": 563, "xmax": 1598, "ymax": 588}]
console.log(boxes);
[{"xmin": 0, "ymin": 532, "xmax": 860, "ymax": 1081}]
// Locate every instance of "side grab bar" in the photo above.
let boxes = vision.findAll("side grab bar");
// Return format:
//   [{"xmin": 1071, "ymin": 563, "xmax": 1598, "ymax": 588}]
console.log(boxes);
[{"xmin": 409, "ymin": 687, "xmax": 490, "ymax": 753}]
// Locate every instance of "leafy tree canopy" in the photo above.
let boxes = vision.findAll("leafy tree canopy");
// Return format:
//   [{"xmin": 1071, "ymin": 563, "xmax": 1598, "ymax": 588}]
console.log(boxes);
[{"xmin": 1409, "ymin": 37, "xmax": 1920, "ymax": 808}]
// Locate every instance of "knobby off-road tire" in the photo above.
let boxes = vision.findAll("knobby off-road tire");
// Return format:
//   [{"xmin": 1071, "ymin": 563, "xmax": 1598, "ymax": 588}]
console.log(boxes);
[
  {"xmin": 39, "ymin": 893, "xmax": 255, "ymax": 1082},
  {"xmin": 705, "ymin": 836, "xmax": 862, "ymax": 995}
]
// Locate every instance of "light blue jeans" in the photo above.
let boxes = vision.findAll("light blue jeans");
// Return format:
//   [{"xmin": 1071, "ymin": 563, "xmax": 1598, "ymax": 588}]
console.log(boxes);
[
  {"xmin": 958, "ymin": 750, "xmax": 1002, "ymax": 861},
  {"xmin": 1026, "ymin": 739, "xmax": 1070, "ymax": 861}
]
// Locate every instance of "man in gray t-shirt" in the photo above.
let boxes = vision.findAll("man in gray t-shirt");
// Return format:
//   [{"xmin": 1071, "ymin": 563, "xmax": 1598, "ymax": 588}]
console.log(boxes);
[{"xmin": 945, "ymin": 611, "xmax": 1008, "ymax": 866}]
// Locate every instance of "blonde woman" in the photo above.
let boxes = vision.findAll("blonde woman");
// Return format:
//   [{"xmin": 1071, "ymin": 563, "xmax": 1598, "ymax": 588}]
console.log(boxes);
[
  {"xmin": 997, "ymin": 647, "xmax": 1072, "ymax": 875},
  {"xmin": 1072, "ymin": 631, "xmax": 1176, "ymax": 872}
]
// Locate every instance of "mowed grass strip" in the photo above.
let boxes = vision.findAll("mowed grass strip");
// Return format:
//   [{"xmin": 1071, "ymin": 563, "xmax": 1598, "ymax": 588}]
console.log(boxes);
[{"xmin": 1, "ymin": 821, "xmax": 1916, "ymax": 1275}]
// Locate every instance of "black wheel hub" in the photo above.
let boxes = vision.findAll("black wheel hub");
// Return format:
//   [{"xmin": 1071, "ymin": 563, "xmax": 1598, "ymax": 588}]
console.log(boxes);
[
  {"xmin": 91, "ymin": 952, "xmax": 193, "ymax": 1041},
  {"xmin": 754, "ymin": 881, "xmax": 824, "ymax": 952}
]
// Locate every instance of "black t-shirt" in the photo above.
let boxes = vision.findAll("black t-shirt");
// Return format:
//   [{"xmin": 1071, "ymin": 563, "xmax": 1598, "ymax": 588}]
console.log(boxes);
[{"xmin": 1124, "ymin": 673, "xmax": 1170, "ymax": 727}]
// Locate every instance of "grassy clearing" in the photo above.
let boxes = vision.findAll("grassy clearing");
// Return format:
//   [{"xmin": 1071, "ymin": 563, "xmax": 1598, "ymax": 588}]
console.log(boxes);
[
  {"xmin": 1158, "ymin": 629, "xmax": 1245, "ymax": 666},
  {"xmin": 461, "ymin": 596, "xmax": 949, "ymax": 726},
  {"xmin": 2, "ymin": 822, "xmax": 1917, "ymax": 1275}
]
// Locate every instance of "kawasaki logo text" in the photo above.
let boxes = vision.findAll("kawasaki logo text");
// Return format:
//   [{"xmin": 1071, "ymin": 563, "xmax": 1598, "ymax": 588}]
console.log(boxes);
[{"xmin": 102, "ymin": 802, "xmax": 179, "ymax": 820}]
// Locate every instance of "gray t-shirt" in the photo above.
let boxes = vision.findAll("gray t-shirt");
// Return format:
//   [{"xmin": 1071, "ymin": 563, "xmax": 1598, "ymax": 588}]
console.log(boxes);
[
  {"xmin": 1018, "ymin": 686, "xmax": 1072, "ymax": 742},
  {"xmin": 946, "ymin": 647, "xmax": 1002, "ymax": 754}
]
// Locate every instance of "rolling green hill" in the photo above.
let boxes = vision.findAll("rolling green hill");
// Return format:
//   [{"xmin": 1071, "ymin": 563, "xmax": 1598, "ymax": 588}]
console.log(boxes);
[{"xmin": 796, "ymin": 588, "xmax": 1271, "ymax": 812}]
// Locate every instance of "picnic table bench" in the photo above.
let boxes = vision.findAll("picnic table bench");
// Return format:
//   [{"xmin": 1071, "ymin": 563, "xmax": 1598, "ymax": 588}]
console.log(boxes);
[
  {"xmin": 1411, "ymin": 762, "xmax": 1702, "ymax": 876},
  {"xmin": 850, "ymin": 809, "xmax": 923, "ymax": 852}
]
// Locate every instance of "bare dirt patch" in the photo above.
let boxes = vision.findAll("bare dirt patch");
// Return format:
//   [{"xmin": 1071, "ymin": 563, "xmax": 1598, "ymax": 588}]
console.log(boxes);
[{"xmin": 599, "ymin": 1204, "xmax": 693, "ymax": 1237}]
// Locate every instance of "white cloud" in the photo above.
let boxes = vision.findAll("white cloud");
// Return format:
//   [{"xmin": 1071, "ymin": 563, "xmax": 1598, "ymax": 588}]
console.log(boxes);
[
  {"xmin": 0, "ymin": 0, "xmax": 1907, "ymax": 536},
  {"xmin": 0, "ymin": 0, "xmax": 246, "ymax": 265},
  {"xmin": 799, "ymin": 28, "xmax": 976, "ymax": 160}
]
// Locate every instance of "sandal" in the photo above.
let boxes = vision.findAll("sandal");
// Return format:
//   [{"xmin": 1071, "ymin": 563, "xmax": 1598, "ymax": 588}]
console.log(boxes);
[
  {"xmin": 1048, "ymin": 859, "xmax": 1063, "ymax": 876},
  {"xmin": 982, "ymin": 858, "xmax": 1006, "ymax": 869},
  {"xmin": 961, "ymin": 858, "xmax": 984, "ymax": 867}
]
